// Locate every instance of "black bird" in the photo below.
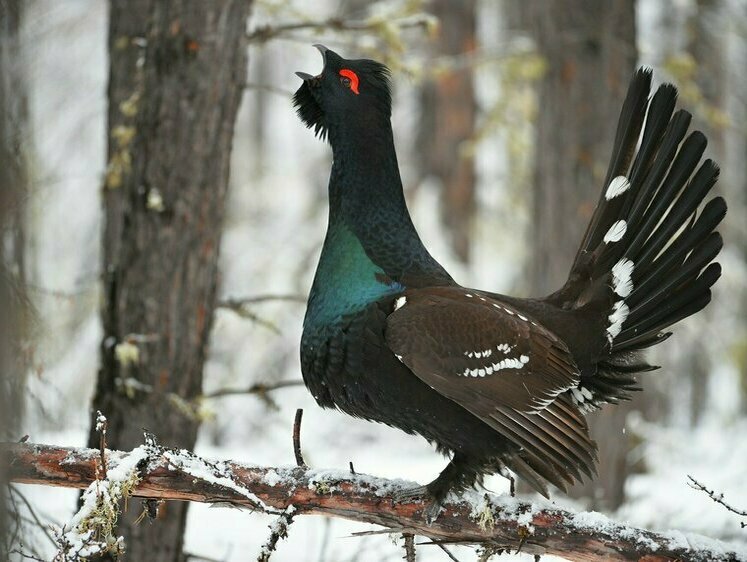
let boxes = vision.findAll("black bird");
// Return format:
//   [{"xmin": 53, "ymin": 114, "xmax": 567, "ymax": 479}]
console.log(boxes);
[{"xmin": 294, "ymin": 45, "xmax": 725, "ymax": 515}]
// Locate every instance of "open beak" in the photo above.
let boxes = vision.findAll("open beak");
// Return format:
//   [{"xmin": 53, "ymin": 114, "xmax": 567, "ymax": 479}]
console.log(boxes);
[{"xmin": 295, "ymin": 44, "xmax": 330, "ymax": 82}]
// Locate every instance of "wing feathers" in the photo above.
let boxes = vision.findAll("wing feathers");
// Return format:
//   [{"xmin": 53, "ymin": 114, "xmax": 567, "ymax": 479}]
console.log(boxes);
[{"xmin": 385, "ymin": 286, "xmax": 597, "ymax": 493}]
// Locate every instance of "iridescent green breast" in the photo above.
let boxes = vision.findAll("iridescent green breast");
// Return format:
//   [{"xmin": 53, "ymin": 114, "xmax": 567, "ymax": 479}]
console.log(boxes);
[{"xmin": 304, "ymin": 224, "xmax": 403, "ymax": 331}]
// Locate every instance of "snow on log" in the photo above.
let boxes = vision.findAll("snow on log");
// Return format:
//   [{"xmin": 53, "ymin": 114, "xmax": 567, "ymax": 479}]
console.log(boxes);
[{"xmin": 3, "ymin": 442, "xmax": 746, "ymax": 562}]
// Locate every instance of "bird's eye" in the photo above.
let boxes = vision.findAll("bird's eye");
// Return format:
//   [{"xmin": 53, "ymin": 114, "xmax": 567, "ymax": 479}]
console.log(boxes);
[{"xmin": 338, "ymin": 69, "xmax": 360, "ymax": 95}]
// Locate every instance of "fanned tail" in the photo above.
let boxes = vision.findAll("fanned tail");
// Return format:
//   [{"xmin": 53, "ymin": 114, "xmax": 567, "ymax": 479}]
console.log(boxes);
[{"xmin": 552, "ymin": 68, "xmax": 726, "ymax": 411}]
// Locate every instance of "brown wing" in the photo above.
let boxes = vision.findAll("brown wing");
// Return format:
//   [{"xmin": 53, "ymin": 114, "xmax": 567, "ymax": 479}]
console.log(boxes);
[{"xmin": 385, "ymin": 286, "xmax": 597, "ymax": 489}]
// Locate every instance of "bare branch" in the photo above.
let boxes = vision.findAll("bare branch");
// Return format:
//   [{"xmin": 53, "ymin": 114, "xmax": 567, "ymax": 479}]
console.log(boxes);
[
  {"xmin": 7, "ymin": 486, "xmax": 57, "ymax": 547},
  {"xmin": 293, "ymin": 409, "xmax": 306, "ymax": 468},
  {"xmin": 402, "ymin": 533, "xmax": 415, "ymax": 562},
  {"xmin": 201, "ymin": 380, "xmax": 304, "ymax": 401},
  {"xmin": 4, "ymin": 442, "xmax": 746, "ymax": 562},
  {"xmin": 219, "ymin": 295, "xmax": 305, "ymax": 307},
  {"xmin": 257, "ymin": 506, "xmax": 296, "ymax": 562},
  {"xmin": 217, "ymin": 295, "xmax": 306, "ymax": 334},
  {"xmin": 436, "ymin": 543, "xmax": 461, "ymax": 562},
  {"xmin": 247, "ymin": 15, "xmax": 435, "ymax": 44},
  {"xmin": 242, "ymin": 83, "xmax": 295, "ymax": 97},
  {"xmin": 688, "ymin": 475, "xmax": 747, "ymax": 528}
]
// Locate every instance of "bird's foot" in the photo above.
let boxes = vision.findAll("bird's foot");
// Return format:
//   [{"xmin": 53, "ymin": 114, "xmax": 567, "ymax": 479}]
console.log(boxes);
[{"xmin": 392, "ymin": 486, "xmax": 444, "ymax": 524}]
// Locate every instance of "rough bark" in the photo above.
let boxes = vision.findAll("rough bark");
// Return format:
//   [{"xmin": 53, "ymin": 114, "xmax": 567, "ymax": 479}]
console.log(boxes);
[
  {"xmin": 511, "ymin": 0, "xmax": 638, "ymax": 510},
  {"xmin": 0, "ymin": 1, "xmax": 30, "ymax": 557},
  {"xmin": 87, "ymin": 1, "xmax": 251, "ymax": 560},
  {"xmin": 417, "ymin": 0, "xmax": 477, "ymax": 263},
  {"xmin": 5, "ymin": 442, "xmax": 745, "ymax": 562},
  {"xmin": 0, "ymin": 0, "xmax": 29, "ymax": 439}
]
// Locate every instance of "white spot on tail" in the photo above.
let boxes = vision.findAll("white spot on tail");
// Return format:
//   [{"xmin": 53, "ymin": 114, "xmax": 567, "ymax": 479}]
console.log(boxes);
[
  {"xmin": 393, "ymin": 296, "xmax": 407, "ymax": 311},
  {"xmin": 611, "ymin": 258, "xmax": 635, "ymax": 297},
  {"xmin": 604, "ymin": 220, "xmax": 627, "ymax": 243},
  {"xmin": 605, "ymin": 175, "xmax": 631, "ymax": 200},
  {"xmin": 607, "ymin": 300, "xmax": 630, "ymax": 343}
]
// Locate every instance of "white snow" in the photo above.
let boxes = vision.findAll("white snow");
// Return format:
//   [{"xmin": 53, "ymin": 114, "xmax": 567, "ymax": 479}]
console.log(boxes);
[
  {"xmin": 53, "ymin": 445, "xmax": 150, "ymax": 559},
  {"xmin": 162, "ymin": 449, "xmax": 270, "ymax": 511}
]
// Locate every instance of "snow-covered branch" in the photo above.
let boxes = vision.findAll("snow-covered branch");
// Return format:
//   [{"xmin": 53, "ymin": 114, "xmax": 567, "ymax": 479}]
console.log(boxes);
[{"xmin": 3, "ymin": 442, "xmax": 745, "ymax": 562}]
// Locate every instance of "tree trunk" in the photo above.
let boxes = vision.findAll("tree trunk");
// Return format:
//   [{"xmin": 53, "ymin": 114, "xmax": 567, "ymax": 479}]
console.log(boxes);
[
  {"xmin": 684, "ymin": 0, "xmax": 726, "ymax": 426},
  {"xmin": 87, "ymin": 1, "xmax": 251, "ymax": 560},
  {"xmin": 0, "ymin": 1, "xmax": 30, "ymax": 557},
  {"xmin": 513, "ymin": 0, "xmax": 637, "ymax": 510},
  {"xmin": 417, "ymin": 0, "xmax": 477, "ymax": 264}
]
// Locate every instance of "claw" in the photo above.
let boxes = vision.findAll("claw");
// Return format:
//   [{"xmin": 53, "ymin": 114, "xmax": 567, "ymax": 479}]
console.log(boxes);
[{"xmin": 423, "ymin": 500, "xmax": 444, "ymax": 525}]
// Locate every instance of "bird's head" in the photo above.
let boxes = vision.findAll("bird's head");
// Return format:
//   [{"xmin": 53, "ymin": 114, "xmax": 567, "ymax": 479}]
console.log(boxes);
[{"xmin": 293, "ymin": 45, "xmax": 392, "ymax": 141}]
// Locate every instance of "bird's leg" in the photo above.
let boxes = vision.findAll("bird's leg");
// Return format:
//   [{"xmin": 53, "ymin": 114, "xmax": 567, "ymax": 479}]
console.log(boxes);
[
  {"xmin": 393, "ymin": 453, "xmax": 477, "ymax": 523},
  {"xmin": 498, "ymin": 466, "xmax": 516, "ymax": 496}
]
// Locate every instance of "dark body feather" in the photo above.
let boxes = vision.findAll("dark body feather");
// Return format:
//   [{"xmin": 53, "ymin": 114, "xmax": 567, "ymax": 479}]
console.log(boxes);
[{"xmin": 296, "ymin": 50, "xmax": 725, "ymax": 506}]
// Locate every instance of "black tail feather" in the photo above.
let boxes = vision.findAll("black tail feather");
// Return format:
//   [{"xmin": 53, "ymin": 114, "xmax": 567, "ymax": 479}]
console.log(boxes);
[
  {"xmin": 624, "ymin": 110, "xmax": 693, "ymax": 237},
  {"xmin": 576, "ymin": 68, "xmax": 652, "ymax": 258},
  {"xmin": 552, "ymin": 68, "xmax": 726, "ymax": 411},
  {"xmin": 634, "ymin": 161, "xmax": 719, "ymax": 271},
  {"xmin": 624, "ymin": 132, "xmax": 708, "ymax": 261}
]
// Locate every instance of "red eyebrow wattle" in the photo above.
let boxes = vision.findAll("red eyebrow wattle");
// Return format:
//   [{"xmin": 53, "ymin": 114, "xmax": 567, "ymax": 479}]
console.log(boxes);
[{"xmin": 339, "ymin": 69, "xmax": 359, "ymax": 94}]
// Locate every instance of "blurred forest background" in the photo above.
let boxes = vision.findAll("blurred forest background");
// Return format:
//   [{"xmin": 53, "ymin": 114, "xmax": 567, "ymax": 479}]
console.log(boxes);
[{"xmin": 1, "ymin": 0, "xmax": 746, "ymax": 560}]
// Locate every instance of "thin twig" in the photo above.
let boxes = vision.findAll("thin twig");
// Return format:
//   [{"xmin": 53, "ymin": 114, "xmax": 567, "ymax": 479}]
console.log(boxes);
[
  {"xmin": 96, "ymin": 411, "xmax": 108, "ymax": 476},
  {"xmin": 688, "ymin": 475, "xmax": 747, "ymax": 528},
  {"xmin": 247, "ymin": 15, "xmax": 434, "ymax": 44},
  {"xmin": 436, "ymin": 544, "xmax": 461, "ymax": 562},
  {"xmin": 403, "ymin": 533, "xmax": 416, "ymax": 562},
  {"xmin": 256, "ymin": 505, "xmax": 297, "ymax": 561},
  {"xmin": 349, "ymin": 527, "xmax": 414, "ymax": 538},
  {"xmin": 8, "ymin": 486, "xmax": 57, "ymax": 547},
  {"xmin": 202, "ymin": 380, "xmax": 304, "ymax": 400},
  {"xmin": 217, "ymin": 295, "xmax": 305, "ymax": 333},
  {"xmin": 293, "ymin": 409, "xmax": 306, "ymax": 467},
  {"xmin": 317, "ymin": 517, "xmax": 332, "ymax": 562},
  {"xmin": 6, "ymin": 481, "xmax": 21, "ymax": 549},
  {"xmin": 243, "ymin": 83, "xmax": 295, "ymax": 97},
  {"xmin": 217, "ymin": 304, "xmax": 281, "ymax": 334},
  {"xmin": 8, "ymin": 547, "xmax": 46, "ymax": 561},
  {"xmin": 184, "ymin": 551, "xmax": 227, "ymax": 562},
  {"xmin": 220, "ymin": 294, "xmax": 305, "ymax": 307}
]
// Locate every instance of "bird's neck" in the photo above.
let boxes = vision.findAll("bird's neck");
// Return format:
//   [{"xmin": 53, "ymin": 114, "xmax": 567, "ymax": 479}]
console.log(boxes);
[
  {"xmin": 327, "ymin": 120, "xmax": 452, "ymax": 283},
  {"xmin": 305, "ymin": 121, "xmax": 452, "ymax": 329},
  {"xmin": 327, "ymin": 122, "xmax": 409, "ymax": 226}
]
